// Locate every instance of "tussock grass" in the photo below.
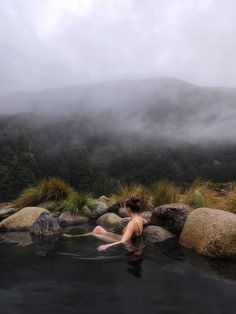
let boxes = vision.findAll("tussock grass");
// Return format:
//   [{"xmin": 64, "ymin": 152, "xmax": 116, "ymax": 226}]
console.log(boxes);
[
  {"xmin": 111, "ymin": 183, "xmax": 151, "ymax": 211},
  {"xmin": 58, "ymin": 192, "xmax": 95, "ymax": 216},
  {"xmin": 151, "ymin": 180, "xmax": 180, "ymax": 208},
  {"xmin": 183, "ymin": 180, "xmax": 216, "ymax": 209},
  {"xmin": 14, "ymin": 177, "xmax": 74, "ymax": 209},
  {"xmin": 219, "ymin": 188, "xmax": 236, "ymax": 213}
]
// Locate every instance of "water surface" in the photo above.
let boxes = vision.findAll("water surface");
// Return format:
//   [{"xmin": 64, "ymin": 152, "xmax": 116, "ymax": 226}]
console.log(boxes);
[{"xmin": 0, "ymin": 227, "xmax": 236, "ymax": 314}]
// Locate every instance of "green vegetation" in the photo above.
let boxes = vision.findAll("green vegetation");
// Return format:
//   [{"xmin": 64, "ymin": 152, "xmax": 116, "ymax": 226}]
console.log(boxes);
[
  {"xmin": 151, "ymin": 180, "xmax": 180, "ymax": 207},
  {"xmin": 2, "ymin": 113, "xmax": 236, "ymax": 206},
  {"xmin": 58, "ymin": 192, "xmax": 95, "ymax": 216},
  {"xmin": 13, "ymin": 177, "xmax": 74, "ymax": 209}
]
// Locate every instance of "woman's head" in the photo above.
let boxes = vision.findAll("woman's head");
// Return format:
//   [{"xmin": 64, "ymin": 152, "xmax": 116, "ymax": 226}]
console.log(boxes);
[{"xmin": 125, "ymin": 197, "xmax": 141, "ymax": 214}]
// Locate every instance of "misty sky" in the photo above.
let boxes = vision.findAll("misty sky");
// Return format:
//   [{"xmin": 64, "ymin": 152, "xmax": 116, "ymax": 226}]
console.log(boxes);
[{"xmin": 1, "ymin": 0, "xmax": 236, "ymax": 93}]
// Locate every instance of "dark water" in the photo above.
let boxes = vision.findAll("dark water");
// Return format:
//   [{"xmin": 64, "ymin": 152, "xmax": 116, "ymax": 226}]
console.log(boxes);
[{"xmin": 0, "ymin": 226, "xmax": 236, "ymax": 314}]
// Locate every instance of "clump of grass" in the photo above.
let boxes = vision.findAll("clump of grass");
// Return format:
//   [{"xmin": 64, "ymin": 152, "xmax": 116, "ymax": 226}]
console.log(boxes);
[
  {"xmin": 13, "ymin": 186, "xmax": 42, "ymax": 208},
  {"xmin": 111, "ymin": 183, "xmax": 151, "ymax": 211},
  {"xmin": 183, "ymin": 180, "xmax": 215, "ymax": 208},
  {"xmin": 151, "ymin": 180, "xmax": 180, "ymax": 208},
  {"xmin": 14, "ymin": 177, "xmax": 74, "ymax": 209},
  {"xmin": 58, "ymin": 192, "xmax": 95, "ymax": 216}
]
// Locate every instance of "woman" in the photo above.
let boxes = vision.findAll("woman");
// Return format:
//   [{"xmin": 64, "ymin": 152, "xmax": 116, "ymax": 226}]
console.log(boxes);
[{"xmin": 94, "ymin": 197, "xmax": 148, "ymax": 251}]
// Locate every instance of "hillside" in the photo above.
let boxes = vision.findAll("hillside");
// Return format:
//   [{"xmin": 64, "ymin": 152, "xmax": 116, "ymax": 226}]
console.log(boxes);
[{"xmin": 1, "ymin": 77, "xmax": 236, "ymax": 201}]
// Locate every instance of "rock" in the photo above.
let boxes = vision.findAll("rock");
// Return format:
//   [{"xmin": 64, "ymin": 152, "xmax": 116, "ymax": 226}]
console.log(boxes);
[
  {"xmin": 98, "ymin": 195, "xmax": 109, "ymax": 203},
  {"xmin": 107, "ymin": 202, "xmax": 121, "ymax": 215},
  {"xmin": 144, "ymin": 225, "xmax": 176, "ymax": 242},
  {"xmin": 0, "ymin": 203, "xmax": 10, "ymax": 210},
  {"xmin": 96, "ymin": 213, "xmax": 122, "ymax": 228},
  {"xmin": 91, "ymin": 202, "xmax": 108, "ymax": 218},
  {"xmin": 112, "ymin": 218, "xmax": 130, "ymax": 234},
  {"xmin": 30, "ymin": 212, "xmax": 61, "ymax": 235},
  {"xmin": 151, "ymin": 203, "xmax": 192, "ymax": 234},
  {"xmin": 0, "ymin": 207, "xmax": 48, "ymax": 231},
  {"xmin": 36, "ymin": 201, "xmax": 58, "ymax": 211},
  {"xmin": 0, "ymin": 207, "xmax": 18, "ymax": 220},
  {"xmin": 118, "ymin": 207, "xmax": 128, "ymax": 218},
  {"xmin": 59, "ymin": 212, "xmax": 89, "ymax": 227},
  {"xmin": 180, "ymin": 208, "xmax": 236, "ymax": 259},
  {"xmin": 140, "ymin": 211, "xmax": 152, "ymax": 224}
]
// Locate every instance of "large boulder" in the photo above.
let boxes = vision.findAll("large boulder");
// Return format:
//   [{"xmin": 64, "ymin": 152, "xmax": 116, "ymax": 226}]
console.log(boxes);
[
  {"xmin": 59, "ymin": 212, "xmax": 89, "ymax": 227},
  {"xmin": 180, "ymin": 208, "xmax": 236, "ymax": 259},
  {"xmin": 144, "ymin": 225, "xmax": 176, "ymax": 242},
  {"xmin": 96, "ymin": 213, "xmax": 122, "ymax": 228},
  {"xmin": 30, "ymin": 212, "xmax": 61, "ymax": 235},
  {"xmin": 151, "ymin": 203, "xmax": 192, "ymax": 234},
  {"xmin": 0, "ymin": 207, "xmax": 18, "ymax": 220},
  {"xmin": 91, "ymin": 202, "xmax": 108, "ymax": 219},
  {"xmin": 0, "ymin": 207, "xmax": 48, "ymax": 231}
]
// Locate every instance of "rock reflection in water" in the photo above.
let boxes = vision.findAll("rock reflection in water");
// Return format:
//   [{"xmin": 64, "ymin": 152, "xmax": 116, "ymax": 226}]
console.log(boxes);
[
  {"xmin": 0, "ymin": 231, "xmax": 32, "ymax": 247},
  {"xmin": 31, "ymin": 234, "xmax": 60, "ymax": 256},
  {"xmin": 0, "ymin": 231, "xmax": 60, "ymax": 256},
  {"xmin": 184, "ymin": 248, "xmax": 236, "ymax": 283}
]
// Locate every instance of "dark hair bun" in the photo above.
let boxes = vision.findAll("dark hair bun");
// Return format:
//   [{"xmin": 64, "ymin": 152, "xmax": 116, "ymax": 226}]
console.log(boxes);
[{"xmin": 130, "ymin": 197, "xmax": 140, "ymax": 204}]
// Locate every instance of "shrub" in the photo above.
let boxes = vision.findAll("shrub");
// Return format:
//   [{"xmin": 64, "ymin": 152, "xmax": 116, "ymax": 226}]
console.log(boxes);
[
  {"xmin": 58, "ymin": 192, "xmax": 95, "ymax": 216},
  {"xmin": 14, "ymin": 177, "xmax": 74, "ymax": 209},
  {"xmin": 151, "ymin": 180, "xmax": 180, "ymax": 207},
  {"xmin": 111, "ymin": 183, "xmax": 151, "ymax": 211}
]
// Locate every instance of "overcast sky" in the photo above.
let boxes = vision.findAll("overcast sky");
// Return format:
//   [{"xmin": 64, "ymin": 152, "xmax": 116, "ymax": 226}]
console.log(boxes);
[{"xmin": 1, "ymin": 0, "xmax": 236, "ymax": 93}]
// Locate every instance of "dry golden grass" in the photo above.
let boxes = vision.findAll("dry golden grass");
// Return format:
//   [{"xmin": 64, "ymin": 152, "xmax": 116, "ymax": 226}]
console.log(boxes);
[
  {"xmin": 151, "ymin": 180, "xmax": 180, "ymax": 208},
  {"xmin": 183, "ymin": 180, "xmax": 218, "ymax": 209},
  {"xmin": 110, "ymin": 183, "xmax": 151, "ymax": 211},
  {"xmin": 14, "ymin": 177, "xmax": 74, "ymax": 209}
]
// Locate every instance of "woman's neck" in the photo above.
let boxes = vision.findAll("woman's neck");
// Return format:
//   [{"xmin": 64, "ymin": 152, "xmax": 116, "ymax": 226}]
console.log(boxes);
[{"xmin": 130, "ymin": 212, "xmax": 139, "ymax": 219}]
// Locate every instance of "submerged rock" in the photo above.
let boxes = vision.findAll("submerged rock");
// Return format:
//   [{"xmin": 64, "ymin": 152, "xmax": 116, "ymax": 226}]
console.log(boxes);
[
  {"xmin": 0, "ymin": 207, "xmax": 18, "ymax": 221},
  {"xmin": 144, "ymin": 225, "xmax": 176, "ymax": 242},
  {"xmin": 96, "ymin": 212, "xmax": 122, "ymax": 227},
  {"xmin": 180, "ymin": 207, "xmax": 236, "ymax": 259},
  {"xmin": 59, "ymin": 212, "xmax": 89, "ymax": 227},
  {"xmin": 151, "ymin": 203, "xmax": 192, "ymax": 234},
  {"xmin": 0, "ymin": 207, "xmax": 48, "ymax": 231},
  {"xmin": 30, "ymin": 212, "xmax": 61, "ymax": 235}
]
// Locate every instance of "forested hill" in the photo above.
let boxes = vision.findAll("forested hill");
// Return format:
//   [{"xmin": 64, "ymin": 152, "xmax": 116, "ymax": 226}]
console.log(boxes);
[{"xmin": 1, "ymin": 77, "xmax": 236, "ymax": 201}]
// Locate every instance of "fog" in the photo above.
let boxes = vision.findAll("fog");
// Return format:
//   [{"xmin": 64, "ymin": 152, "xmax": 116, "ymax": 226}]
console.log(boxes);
[
  {"xmin": 1, "ymin": 1, "xmax": 236, "ymax": 146},
  {"xmin": 1, "ymin": 0, "xmax": 236, "ymax": 94}
]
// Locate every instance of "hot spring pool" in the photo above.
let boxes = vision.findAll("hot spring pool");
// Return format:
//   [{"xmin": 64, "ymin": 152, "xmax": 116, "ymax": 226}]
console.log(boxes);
[{"xmin": 0, "ymin": 225, "xmax": 236, "ymax": 314}]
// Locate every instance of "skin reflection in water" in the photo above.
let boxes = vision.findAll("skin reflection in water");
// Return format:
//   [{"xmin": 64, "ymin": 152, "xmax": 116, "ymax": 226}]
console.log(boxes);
[{"xmin": 125, "ymin": 237, "xmax": 145, "ymax": 278}]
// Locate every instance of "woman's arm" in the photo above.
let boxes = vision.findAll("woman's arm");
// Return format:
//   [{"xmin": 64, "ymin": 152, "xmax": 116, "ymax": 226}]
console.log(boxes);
[{"xmin": 98, "ymin": 221, "xmax": 134, "ymax": 251}]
